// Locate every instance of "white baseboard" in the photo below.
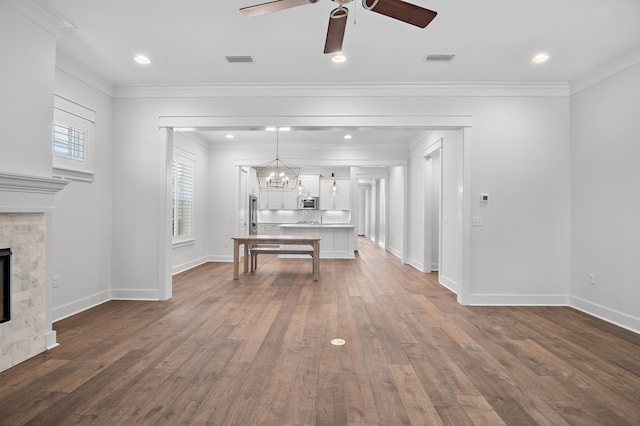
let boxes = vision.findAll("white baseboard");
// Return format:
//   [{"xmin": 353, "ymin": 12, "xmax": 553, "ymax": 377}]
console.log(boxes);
[
  {"xmin": 439, "ymin": 274, "xmax": 458, "ymax": 294},
  {"xmin": 388, "ymin": 247, "xmax": 402, "ymax": 259},
  {"xmin": 407, "ymin": 258, "xmax": 425, "ymax": 272},
  {"xmin": 45, "ymin": 331, "xmax": 59, "ymax": 350},
  {"xmin": 172, "ymin": 256, "xmax": 210, "ymax": 275},
  {"xmin": 52, "ymin": 289, "xmax": 111, "ymax": 322},
  {"xmin": 570, "ymin": 296, "xmax": 640, "ymax": 334},
  {"xmin": 110, "ymin": 289, "xmax": 161, "ymax": 301},
  {"xmin": 467, "ymin": 293, "xmax": 570, "ymax": 306},
  {"xmin": 206, "ymin": 255, "xmax": 234, "ymax": 263}
]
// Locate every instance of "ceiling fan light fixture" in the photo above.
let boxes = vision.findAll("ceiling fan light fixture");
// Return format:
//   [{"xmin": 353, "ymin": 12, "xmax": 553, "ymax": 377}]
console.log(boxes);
[{"xmin": 362, "ymin": 0, "xmax": 437, "ymax": 28}]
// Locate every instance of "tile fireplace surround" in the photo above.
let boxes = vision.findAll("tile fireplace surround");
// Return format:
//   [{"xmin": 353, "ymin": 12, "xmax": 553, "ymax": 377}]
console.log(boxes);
[{"xmin": 0, "ymin": 172, "xmax": 68, "ymax": 372}]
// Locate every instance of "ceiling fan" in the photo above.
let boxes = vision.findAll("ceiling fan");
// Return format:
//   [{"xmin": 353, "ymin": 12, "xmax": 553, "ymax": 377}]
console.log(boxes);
[{"xmin": 240, "ymin": 0, "xmax": 437, "ymax": 54}]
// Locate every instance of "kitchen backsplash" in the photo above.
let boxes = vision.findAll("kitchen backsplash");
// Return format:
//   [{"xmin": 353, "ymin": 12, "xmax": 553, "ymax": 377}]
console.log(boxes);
[{"xmin": 258, "ymin": 209, "xmax": 350, "ymax": 224}]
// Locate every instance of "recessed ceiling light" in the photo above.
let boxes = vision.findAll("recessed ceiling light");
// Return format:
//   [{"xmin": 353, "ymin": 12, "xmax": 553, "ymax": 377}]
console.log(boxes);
[
  {"xmin": 532, "ymin": 54, "xmax": 549, "ymax": 64},
  {"xmin": 265, "ymin": 126, "xmax": 277, "ymax": 131},
  {"xmin": 332, "ymin": 54, "xmax": 346, "ymax": 63},
  {"xmin": 134, "ymin": 55, "xmax": 151, "ymax": 65},
  {"xmin": 226, "ymin": 134, "xmax": 234, "ymax": 139},
  {"xmin": 344, "ymin": 134, "xmax": 352, "ymax": 139},
  {"xmin": 278, "ymin": 126, "xmax": 291, "ymax": 131}
]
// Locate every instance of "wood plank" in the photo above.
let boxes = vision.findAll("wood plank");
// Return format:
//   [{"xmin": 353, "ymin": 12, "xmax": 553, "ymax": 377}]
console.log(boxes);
[{"xmin": 0, "ymin": 237, "xmax": 639, "ymax": 424}]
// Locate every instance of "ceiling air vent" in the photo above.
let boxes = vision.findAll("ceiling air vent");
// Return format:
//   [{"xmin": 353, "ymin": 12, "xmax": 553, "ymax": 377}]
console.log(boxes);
[
  {"xmin": 424, "ymin": 53, "xmax": 456, "ymax": 62},
  {"xmin": 225, "ymin": 55, "xmax": 254, "ymax": 63}
]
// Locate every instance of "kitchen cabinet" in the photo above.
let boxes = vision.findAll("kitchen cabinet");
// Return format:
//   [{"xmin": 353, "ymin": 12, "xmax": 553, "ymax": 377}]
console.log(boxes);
[
  {"xmin": 320, "ymin": 178, "xmax": 350, "ymax": 210},
  {"xmin": 297, "ymin": 174, "xmax": 320, "ymax": 197},
  {"xmin": 280, "ymin": 224, "xmax": 355, "ymax": 259},
  {"xmin": 258, "ymin": 177, "xmax": 297, "ymax": 209},
  {"xmin": 258, "ymin": 223, "xmax": 282, "ymax": 235}
]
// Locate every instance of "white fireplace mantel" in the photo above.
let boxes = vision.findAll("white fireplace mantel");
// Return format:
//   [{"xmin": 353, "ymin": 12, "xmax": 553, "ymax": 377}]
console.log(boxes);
[
  {"xmin": 0, "ymin": 171, "xmax": 69, "ymax": 194},
  {"xmin": 0, "ymin": 171, "xmax": 69, "ymax": 212}
]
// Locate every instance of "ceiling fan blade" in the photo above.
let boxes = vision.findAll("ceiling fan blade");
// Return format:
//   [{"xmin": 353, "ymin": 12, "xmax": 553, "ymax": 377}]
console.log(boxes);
[
  {"xmin": 324, "ymin": 7, "xmax": 349, "ymax": 54},
  {"xmin": 362, "ymin": 0, "xmax": 437, "ymax": 28},
  {"xmin": 240, "ymin": 0, "xmax": 317, "ymax": 18}
]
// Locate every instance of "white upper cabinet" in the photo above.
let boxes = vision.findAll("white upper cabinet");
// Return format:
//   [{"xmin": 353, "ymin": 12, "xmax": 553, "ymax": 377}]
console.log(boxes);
[
  {"xmin": 258, "ymin": 177, "xmax": 298, "ymax": 209},
  {"xmin": 320, "ymin": 178, "xmax": 350, "ymax": 210},
  {"xmin": 297, "ymin": 174, "xmax": 320, "ymax": 197}
]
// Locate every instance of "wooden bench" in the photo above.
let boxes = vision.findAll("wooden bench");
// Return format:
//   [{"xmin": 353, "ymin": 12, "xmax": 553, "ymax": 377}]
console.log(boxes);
[{"xmin": 250, "ymin": 246, "xmax": 315, "ymax": 273}]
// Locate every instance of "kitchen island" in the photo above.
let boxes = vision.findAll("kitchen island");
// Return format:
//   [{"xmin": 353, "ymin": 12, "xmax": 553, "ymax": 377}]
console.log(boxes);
[{"xmin": 280, "ymin": 223, "xmax": 356, "ymax": 259}]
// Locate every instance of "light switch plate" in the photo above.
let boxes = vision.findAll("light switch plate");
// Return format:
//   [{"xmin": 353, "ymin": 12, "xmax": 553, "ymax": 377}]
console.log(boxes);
[{"xmin": 473, "ymin": 217, "xmax": 483, "ymax": 226}]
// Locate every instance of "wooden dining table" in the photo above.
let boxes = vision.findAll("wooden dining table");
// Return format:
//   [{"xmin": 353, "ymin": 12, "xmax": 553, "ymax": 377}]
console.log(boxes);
[{"xmin": 232, "ymin": 235, "xmax": 321, "ymax": 281}]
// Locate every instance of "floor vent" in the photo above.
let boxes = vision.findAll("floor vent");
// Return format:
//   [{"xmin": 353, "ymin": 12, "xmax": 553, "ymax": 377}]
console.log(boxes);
[
  {"xmin": 424, "ymin": 53, "xmax": 456, "ymax": 62},
  {"xmin": 225, "ymin": 55, "xmax": 254, "ymax": 63}
]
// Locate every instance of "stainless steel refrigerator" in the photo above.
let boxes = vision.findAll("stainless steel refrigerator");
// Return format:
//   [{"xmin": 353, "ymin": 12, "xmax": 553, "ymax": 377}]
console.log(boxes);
[{"xmin": 249, "ymin": 195, "xmax": 258, "ymax": 234}]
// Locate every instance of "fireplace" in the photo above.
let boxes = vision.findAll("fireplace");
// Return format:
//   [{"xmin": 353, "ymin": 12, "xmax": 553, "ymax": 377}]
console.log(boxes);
[
  {"xmin": 0, "ymin": 248, "xmax": 9, "ymax": 323},
  {"xmin": 0, "ymin": 172, "xmax": 69, "ymax": 372}
]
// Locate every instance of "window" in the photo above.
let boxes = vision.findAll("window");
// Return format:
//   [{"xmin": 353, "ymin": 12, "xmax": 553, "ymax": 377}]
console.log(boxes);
[
  {"xmin": 172, "ymin": 156, "xmax": 194, "ymax": 242},
  {"xmin": 53, "ymin": 119, "xmax": 85, "ymax": 160},
  {"xmin": 52, "ymin": 96, "xmax": 95, "ymax": 181}
]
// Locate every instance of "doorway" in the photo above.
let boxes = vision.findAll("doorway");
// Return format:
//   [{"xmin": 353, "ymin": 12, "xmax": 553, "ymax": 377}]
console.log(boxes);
[
  {"xmin": 159, "ymin": 116, "xmax": 471, "ymax": 305},
  {"xmin": 424, "ymin": 140, "xmax": 442, "ymax": 273}
]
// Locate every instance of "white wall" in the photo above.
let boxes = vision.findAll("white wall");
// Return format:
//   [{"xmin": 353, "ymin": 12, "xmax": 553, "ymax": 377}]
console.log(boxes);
[
  {"xmin": 429, "ymin": 149, "xmax": 441, "ymax": 271},
  {"xmin": 387, "ymin": 166, "xmax": 405, "ymax": 258},
  {"xmin": 570, "ymin": 61, "xmax": 640, "ymax": 331},
  {"xmin": 0, "ymin": 1, "xmax": 56, "ymax": 177},
  {"xmin": 440, "ymin": 131, "xmax": 463, "ymax": 293},
  {"xmin": 464, "ymin": 97, "xmax": 571, "ymax": 304},
  {"xmin": 378, "ymin": 178, "xmax": 387, "ymax": 248},
  {"xmin": 50, "ymin": 69, "xmax": 114, "ymax": 320},
  {"xmin": 404, "ymin": 96, "xmax": 571, "ymax": 304}
]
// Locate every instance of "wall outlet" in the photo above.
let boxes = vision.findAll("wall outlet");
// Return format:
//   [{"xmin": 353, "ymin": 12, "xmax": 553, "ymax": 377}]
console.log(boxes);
[
  {"xmin": 224, "ymin": 241, "xmax": 229, "ymax": 247},
  {"xmin": 53, "ymin": 276, "xmax": 60, "ymax": 288},
  {"xmin": 473, "ymin": 217, "xmax": 483, "ymax": 227},
  {"xmin": 588, "ymin": 273, "xmax": 596, "ymax": 285}
]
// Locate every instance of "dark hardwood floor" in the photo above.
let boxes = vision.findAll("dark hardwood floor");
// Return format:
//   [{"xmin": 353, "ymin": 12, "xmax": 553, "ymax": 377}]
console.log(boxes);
[{"xmin": 1, "ymin": 237, "xmax": 640, "ymax": 425}]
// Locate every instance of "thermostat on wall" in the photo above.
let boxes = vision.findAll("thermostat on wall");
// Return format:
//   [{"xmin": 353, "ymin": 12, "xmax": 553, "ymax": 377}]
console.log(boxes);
[{"xmin": 480, "ymin": 194, "xmax": 489, "ymax": 203}]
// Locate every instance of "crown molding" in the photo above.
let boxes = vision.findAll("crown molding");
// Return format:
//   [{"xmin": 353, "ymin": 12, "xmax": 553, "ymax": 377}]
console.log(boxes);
[
  {"xmin": 56, "ymin": 51, "xmax": 115, "ymax": 97},
  {"xmin": 570, "ymin": 47, "xmax": 640, "ymax": 95},
  {"xmin": 3, "ymin": 0, "xmax": 68, "ymax": 36},
  {"xmin": 113, "ymin": 81, "xmax": 570, "ymax": 99}
]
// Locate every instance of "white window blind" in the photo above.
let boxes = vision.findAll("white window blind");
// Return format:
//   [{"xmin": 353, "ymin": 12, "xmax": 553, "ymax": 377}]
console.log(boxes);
[
  {"xmin": 53, "ymin": 121, "xmax": 85, "ymax": 160},
  {"xmin": 172, "ymin": 159, "xmax": 194, "ymax": 239}
]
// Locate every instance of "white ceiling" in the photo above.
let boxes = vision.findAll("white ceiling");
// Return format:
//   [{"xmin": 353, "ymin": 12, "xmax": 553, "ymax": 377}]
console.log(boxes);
[
  {"xmin": 32, "ymin": 0, "xmax": 640, "ymax": 147},
  {"xmin": 36, "ymin": 0, "xmax": 640, "ymax": 86}
]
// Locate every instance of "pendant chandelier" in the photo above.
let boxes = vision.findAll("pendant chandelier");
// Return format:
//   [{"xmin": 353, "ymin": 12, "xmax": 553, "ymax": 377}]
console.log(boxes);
[{"xmin": 256, "ymin": 129, "xmax": 300, "ymax": 192}]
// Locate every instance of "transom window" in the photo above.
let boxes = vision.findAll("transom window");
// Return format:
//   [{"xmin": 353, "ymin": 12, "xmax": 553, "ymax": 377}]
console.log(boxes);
[
  {"xmin": 53, "ymin": 120, "xmax": 85, "ymax": 161},
  {"xmin": 52, "ymin": 96, "xmax": 95, "ymax": 180}
]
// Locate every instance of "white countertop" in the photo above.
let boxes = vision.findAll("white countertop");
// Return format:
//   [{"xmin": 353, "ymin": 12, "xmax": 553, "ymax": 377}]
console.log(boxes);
[{"xmin": 279, "ymin": 223, "xmax": 355, "ymax": 228}]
